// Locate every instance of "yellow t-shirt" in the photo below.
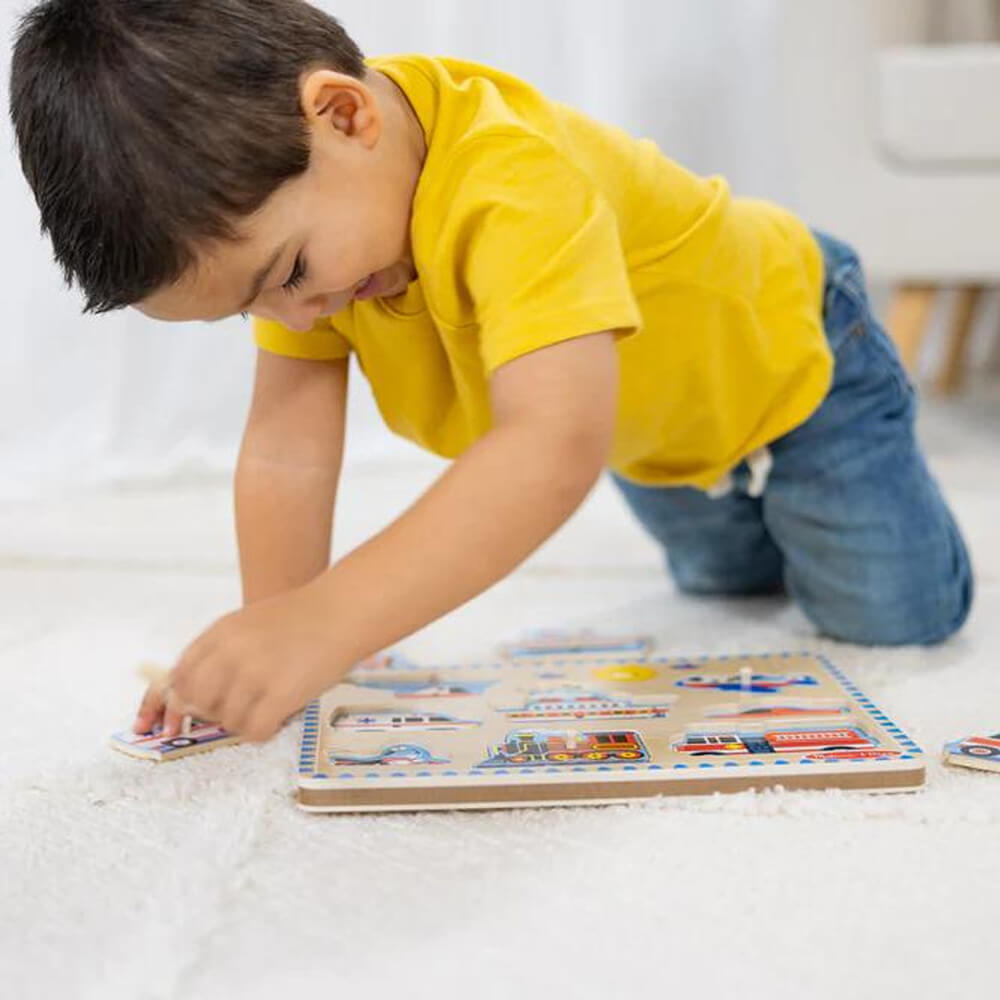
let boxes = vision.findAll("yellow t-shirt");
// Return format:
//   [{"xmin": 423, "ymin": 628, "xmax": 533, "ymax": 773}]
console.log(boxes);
[{"xmin": 254, "ymin": 54, "xmax": 831, "ymax": 489}]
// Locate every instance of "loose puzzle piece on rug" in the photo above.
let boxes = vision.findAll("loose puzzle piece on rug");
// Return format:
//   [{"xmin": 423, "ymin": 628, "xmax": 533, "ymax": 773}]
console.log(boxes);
[{"xmin": 942, "ymin": 732, "xmax": 1000, "ymax": 773}]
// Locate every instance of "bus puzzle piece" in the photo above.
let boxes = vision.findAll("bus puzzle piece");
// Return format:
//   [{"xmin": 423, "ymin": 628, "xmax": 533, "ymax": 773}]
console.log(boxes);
[{"xmin": 496, "ymin": 686, "xmax": 675, "ymax": 721}]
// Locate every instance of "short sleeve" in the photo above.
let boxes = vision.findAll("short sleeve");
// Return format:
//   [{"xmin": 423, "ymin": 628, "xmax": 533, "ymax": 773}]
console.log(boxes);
[
  {"xmin": 453, "ymin": 135, "xmax": 643, "ymax": 374},
  {"xmin": 252, "ymin": 315, "xmax": 352, "ymax": 361}
]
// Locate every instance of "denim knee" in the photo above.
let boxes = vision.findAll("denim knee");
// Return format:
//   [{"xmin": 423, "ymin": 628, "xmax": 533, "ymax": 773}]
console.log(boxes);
[{"xmin": 788, "ymin": 539, "xmax": 974, "ymax": 647}]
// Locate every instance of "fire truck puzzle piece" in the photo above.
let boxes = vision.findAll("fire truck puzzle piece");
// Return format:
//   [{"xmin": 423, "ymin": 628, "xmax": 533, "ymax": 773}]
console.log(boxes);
[
  {"xmin": 942, "ymin": 733, "xmax": 1000, "ymax": 773},
  {"xmin": 672, "ymin": 725, "xmax": 903, "ymax": 761}
]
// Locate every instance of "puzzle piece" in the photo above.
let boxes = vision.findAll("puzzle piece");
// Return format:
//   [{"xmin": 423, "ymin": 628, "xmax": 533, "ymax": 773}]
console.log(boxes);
[
  {"xmin": 110, "ymin": 721, "xmax": 240, "ymax": 762},
  {"xmin": 943, "ymin": 733, "xmax": 1000, "ymax": 773}
]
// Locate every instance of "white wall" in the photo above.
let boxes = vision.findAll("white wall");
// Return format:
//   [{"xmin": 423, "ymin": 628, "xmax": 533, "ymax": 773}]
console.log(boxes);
[{"xmin": 1, "ymin": 0, "xmax": 785, "ymax": 500}]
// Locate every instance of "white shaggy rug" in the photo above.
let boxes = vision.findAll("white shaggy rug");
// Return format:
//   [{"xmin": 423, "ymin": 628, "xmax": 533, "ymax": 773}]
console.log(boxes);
[{"xmin": 2, "ymin": 393, "xmax": 999, "ymax": 1000}]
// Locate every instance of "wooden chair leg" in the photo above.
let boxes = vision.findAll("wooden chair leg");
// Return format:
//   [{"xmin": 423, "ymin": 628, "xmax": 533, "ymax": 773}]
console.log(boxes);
[
  {"xmin": 935, "ymin": 285, "xmax": 984, "ymax": 395},
  {"xmin": 986, "ymin": 297, "xmax": 1000, "ymax": 373},
  {"xmin": 887, "ymin": 284, "xmax": 937, "ymax": 374}
]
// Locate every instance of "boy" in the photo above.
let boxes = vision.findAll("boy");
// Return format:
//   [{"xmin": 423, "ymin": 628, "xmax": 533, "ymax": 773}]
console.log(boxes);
[{"xmin": 9, "ymin": 0, "xmax": 972, "ymax": 743}]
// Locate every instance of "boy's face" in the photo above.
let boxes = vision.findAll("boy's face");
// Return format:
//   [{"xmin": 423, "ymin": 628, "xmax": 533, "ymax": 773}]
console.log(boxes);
[{"xmin": 139, "ymin": 69, "xmax": 425, "ymax": 331}]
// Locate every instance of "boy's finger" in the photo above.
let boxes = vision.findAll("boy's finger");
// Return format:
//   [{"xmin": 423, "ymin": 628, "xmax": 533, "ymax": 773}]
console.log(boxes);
[
  {"xmin": 132, "ymin": 684, "xmax": 165, "ymax": 733},
  {"xmin": 162, "ymin": 690, "xmax": 200, "ymax": 738},
  {"xmin": 161, "ymin": 706, "xmax": 188, "ymax": 739}
]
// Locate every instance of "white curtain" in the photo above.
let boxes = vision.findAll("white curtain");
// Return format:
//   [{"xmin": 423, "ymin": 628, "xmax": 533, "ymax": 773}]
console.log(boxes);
[{"xmin": 0, "ymin": 0, "xmax": 783, "ymax": 500}]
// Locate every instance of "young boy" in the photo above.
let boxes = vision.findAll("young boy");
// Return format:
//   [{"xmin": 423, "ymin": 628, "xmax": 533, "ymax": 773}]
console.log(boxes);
[{"xmin": 10, "ymin": 0, "xmax": 972, "ymax": 743}]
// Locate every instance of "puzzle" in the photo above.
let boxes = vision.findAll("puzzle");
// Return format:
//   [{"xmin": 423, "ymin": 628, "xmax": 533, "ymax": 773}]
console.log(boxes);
[
  {"xmin": 942, "ymin": 732, "xmax": 1000, "ymax": 773},
  {"xmin": 110, "ymin": 720, "xmax": 241, "ymax": 761},
  {"xmin": 295, "ymin": 649, "xmax": 926, "ymax": 813}
]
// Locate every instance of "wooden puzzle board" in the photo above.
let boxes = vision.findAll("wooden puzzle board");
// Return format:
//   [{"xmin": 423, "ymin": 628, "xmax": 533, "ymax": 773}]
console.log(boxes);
[{"xmin": 296, "ymin": 651, "xmax": 925, "ymax": 812}]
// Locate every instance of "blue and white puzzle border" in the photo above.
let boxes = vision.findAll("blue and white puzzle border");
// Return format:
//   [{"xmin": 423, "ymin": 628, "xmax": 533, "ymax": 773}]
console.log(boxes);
[{"xmin": 295, "ymin": 650, "xmax": 924, "ymax": 787}]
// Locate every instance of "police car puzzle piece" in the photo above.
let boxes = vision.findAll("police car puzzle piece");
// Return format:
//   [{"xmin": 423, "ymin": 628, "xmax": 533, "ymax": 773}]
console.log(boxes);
[{"xmin": 110, "ymin": 721, "xmax": 241, "ymax": 762}]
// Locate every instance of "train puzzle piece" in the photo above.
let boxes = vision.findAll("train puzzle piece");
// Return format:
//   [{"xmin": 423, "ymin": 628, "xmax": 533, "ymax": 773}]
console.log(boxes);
[{"xmin": 476, "ymin": 729, "xmax": 649, "ymax": 768}]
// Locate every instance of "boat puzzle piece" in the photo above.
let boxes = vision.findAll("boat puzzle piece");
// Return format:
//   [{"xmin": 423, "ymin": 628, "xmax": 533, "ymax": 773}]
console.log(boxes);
[
  {"xmin": 942, "ymin": 733, "xmax": 1000, "ymax": 773},
  {"xmin": 110, "ymin": 721, "xmax": 240, "ymax": 762},
  {"xmin": 496, "ymin": 686, "xmax": 675, "ymax": 721}
]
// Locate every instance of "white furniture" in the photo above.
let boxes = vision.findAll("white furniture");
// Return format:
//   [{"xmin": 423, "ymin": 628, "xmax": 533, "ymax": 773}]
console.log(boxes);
[{"xmin": 777, "ymin": 0, "xmax": 1000, "ymax": 390}]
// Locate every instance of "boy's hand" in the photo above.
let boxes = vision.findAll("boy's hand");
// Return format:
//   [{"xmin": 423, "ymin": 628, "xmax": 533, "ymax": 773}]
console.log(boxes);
[
  {"xmin": 132, "ymin": 682, "xmax": 189, "ymax": 736},
  {"xmin": 161, "ymin": 580, "xmax": 346, "ymax": 743}
]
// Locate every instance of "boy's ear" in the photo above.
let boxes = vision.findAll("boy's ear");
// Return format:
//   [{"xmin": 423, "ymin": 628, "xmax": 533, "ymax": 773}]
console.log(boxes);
[{"xmin": 299, "ymin": 69, "xmax": 381, "ymax": 148}]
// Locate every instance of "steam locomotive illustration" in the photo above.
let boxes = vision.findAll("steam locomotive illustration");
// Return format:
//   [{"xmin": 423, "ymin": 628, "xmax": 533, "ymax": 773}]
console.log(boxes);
[{"xmin": 476, "ymin": 729, "xmax": 649, "ymax": 768}]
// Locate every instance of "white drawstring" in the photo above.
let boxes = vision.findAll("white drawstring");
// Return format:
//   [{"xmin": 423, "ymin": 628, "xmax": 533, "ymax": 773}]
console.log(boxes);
[
  {"xmin": 707, "ymin": 472, "xmax": 734, "ymax": 499},
  {"xmin": 706, "ymin": 446, "xmax": 773, "ymax": 499},
  {"xmin": 745, "ymin": 446, "xmax": 773, "ymax": 498}
]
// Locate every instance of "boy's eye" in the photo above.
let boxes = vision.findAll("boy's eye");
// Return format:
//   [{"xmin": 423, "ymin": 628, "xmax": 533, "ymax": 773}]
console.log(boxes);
[{"xmin": 282, "ymin": 254, "xmax": 307, "ymax": 294}]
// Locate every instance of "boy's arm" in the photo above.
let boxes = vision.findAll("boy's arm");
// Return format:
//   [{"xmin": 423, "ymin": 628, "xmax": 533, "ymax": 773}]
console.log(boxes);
[
  {"xmin": 134, "ymin": 348, "xmax": 346, "ymax": 734},
  {"xmin": 165, "ymin": 330, "xmax": 619, "ymax": 740},
  {"xmin": 318, "ymin": 330, "xmax": 618, "ymax": 664},
  {"xmin": 235, "ymin": 349, "xmax": 348, "ymax": 604}
]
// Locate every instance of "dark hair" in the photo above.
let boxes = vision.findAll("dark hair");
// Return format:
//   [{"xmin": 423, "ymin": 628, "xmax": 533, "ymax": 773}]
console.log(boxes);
[{"xmin": 9, "ymin": 0, "xmax": 365, "ymax": 313}]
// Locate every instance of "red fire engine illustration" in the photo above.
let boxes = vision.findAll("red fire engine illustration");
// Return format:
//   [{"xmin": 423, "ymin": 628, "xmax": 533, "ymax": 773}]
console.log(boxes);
[
  {"xmin": 498, "ymin": 687, "xmax": 673, "ymax": 722},
  {"xmin": 673, "ymin": 726, "xmax": 902, "ymax": 759},
  {"xmin": 477, "ymin": 729, "xmax": 649, "ymax": 768}
]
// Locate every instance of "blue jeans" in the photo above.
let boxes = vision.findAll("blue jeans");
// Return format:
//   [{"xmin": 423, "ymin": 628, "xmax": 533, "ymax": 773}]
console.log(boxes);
[{"xmin": 612, "ymin": 231, "xmax": 973, "ymax": 646}]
